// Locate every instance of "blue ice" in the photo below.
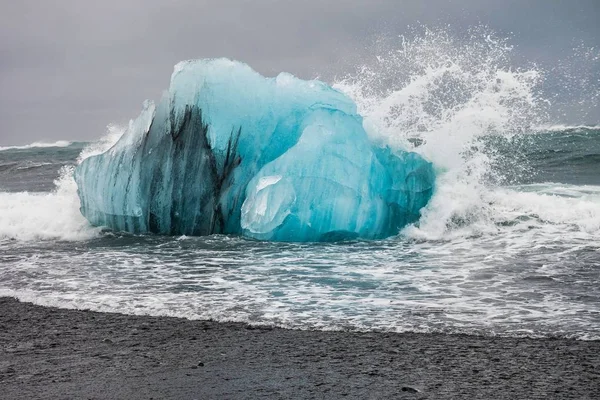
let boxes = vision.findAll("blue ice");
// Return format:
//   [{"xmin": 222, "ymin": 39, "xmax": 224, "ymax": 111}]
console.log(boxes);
[{"xmin": 75, "ymin": 59, "xmax": 435, "ymax": 241}]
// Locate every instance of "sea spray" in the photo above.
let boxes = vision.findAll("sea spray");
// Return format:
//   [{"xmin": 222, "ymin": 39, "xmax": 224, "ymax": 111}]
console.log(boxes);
[{"xmin": 335, "ymin": 26, "xmax": 549, "ymax": 240}]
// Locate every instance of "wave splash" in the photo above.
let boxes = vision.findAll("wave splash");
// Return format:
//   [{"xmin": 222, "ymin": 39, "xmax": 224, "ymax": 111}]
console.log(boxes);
[
  {"xmin": 0, "ymin": 129, "xmax": 122, "ymax": 241},
  {"xmin": 334, "ymin": 27, "xmax": 584, "ymax": 241}
]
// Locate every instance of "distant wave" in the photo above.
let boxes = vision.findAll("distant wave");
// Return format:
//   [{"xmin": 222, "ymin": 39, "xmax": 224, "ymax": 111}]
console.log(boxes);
[
  {"xmin": 0, "ymin": 161, "xmax": 55, "ymax": 172},
  {"xmin": 0, "ymin": 140, "xmax": 73, "ymax": 152},
  {"xmin": 15, "ymin": 162, "xmax": 55, "ymax": 171},
  {"xmin": 534, "ymin": 124, "xmax": 600, "ymax": 132}
]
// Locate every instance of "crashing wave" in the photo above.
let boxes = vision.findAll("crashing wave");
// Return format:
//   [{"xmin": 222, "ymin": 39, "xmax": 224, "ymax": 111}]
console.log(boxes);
[{"xmin": 75, "ymin": 59, "xmax": 435, "ymax": 241}]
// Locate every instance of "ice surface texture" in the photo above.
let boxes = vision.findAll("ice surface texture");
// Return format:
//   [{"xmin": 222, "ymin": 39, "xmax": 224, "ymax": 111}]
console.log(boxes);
[{"xmin": 75, "ymin": 59, "xmax": 435, "ymax": 241}]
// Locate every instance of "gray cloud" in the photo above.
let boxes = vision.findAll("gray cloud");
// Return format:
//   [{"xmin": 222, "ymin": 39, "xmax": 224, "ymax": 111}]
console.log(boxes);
[{"xmin": 1, "ymin": 0, "xmax": 598, "ymax": 144}]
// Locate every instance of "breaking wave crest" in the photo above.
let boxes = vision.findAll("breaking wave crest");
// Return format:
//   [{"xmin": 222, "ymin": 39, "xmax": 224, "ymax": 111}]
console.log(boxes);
[
  {"xmin": 0, "ymin": 140, "xmax": 73, "ymax": 152},
  {"xmin": 0, "ymin": 126, "xmax": 123, "ymax": 241}
]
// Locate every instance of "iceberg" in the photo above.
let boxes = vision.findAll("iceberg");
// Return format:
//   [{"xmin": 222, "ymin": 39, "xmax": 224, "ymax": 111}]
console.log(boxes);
[{"xmin": 75, "ymin": 59, "xmax": 435, "ymax": 241}]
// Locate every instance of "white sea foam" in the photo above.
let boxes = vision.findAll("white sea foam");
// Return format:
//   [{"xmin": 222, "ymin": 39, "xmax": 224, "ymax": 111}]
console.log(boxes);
[
  {"xmin": 0, "ymin": 140, "xmax": 73, "ymax": 151},
  {"xmin": 404, "ymin": 182, "xmax": 600, "ymax": 241},
  {"xmin": 0, "ymin": 126, "xmax": 124, "ymax": 242},
  {"xmin": 0, "ymin": 190, "xmax": 99, "ymax": 242}
]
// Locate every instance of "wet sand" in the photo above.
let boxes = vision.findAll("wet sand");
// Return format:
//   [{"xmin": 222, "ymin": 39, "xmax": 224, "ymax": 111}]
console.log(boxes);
[{"xmin": 0, "ymin": 297, "xmax": 598, "ymax": 399}]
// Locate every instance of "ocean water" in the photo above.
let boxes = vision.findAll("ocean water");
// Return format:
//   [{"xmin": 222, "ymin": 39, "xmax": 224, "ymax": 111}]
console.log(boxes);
[{"xmin": 1, "ymin": 30, "xmax": 599, "ymax": 340}]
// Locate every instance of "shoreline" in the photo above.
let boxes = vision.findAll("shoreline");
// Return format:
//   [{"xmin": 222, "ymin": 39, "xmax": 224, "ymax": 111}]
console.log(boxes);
[{"xmin": 1, "ymin": 296, "xmax": 598, "ymax": 399}]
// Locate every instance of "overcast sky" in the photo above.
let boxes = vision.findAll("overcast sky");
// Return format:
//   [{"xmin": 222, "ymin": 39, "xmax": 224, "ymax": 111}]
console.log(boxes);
[{"xmin": 1, "ymin": 0, "xmax": 599, "ymax": 145}]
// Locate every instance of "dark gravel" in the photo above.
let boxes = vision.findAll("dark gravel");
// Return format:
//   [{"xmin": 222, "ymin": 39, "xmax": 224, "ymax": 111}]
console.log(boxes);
[{"xmin": 1, "ymin": 297, "xmax": 599, "ymax": 399}]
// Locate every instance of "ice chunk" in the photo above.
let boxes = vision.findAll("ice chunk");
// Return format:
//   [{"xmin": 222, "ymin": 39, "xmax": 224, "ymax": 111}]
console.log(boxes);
[{"xmin": 75, "ymin": 59, "xmax": 435, "ymax": 241}]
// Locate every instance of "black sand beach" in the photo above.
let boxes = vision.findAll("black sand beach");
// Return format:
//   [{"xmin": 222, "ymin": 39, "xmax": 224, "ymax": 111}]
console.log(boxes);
[{"xmin": 0, "ymin": 297, "xmax": 598, "ymax": 399}]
